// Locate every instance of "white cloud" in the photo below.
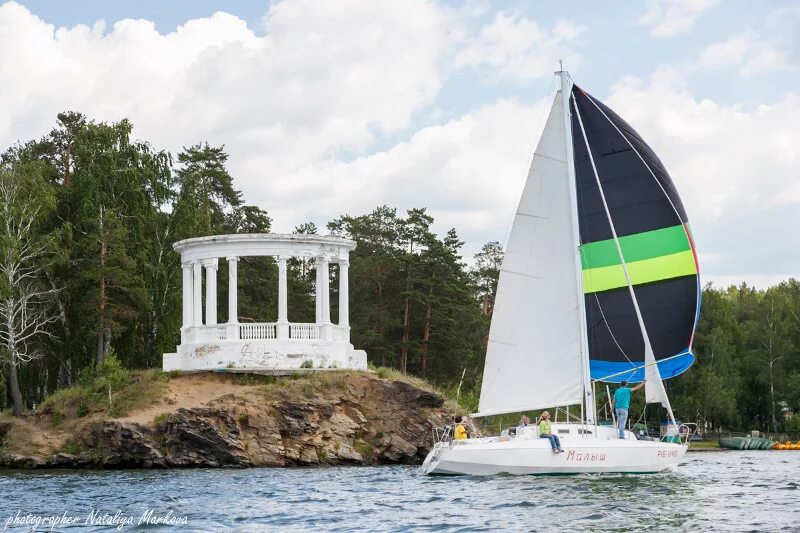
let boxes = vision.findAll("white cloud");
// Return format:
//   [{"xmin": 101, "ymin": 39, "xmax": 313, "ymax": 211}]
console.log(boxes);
[
  {"xmin": 696, "ymin": 31, "xmax": 795, "ymax": 76},
  {"xmin": 0, "ymin": 0, "xmax": 453, "ymax": 167},
  {"xmin": 452, "ymin": 13, "xmax": 583, "ymax": 82},
  {"xmin": 254, "ymin": 98, "xmax": 549, "ymax": 245},
  {"xmin": 638, "ymin": 0, "xmax": 719, "ymax": 38},
  {"xmin": 605, "ymin": 71, "xmax": 800, "ymax": 285}
]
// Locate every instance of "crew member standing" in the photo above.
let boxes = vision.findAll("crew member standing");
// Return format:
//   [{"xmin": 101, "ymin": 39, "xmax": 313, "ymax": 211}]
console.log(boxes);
[{"xmin": 612, "ymin": 380, "xmax": 645, "ymax": 439}]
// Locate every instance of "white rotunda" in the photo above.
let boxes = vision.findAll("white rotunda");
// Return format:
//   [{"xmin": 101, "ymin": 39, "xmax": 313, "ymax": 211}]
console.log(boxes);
[{"xmin": 162, "ymin": 233, "xmax": 367, "ymax": 372}]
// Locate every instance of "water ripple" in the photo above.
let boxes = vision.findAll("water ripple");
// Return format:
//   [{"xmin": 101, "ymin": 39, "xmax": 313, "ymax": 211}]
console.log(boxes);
[{"xmin": 0, "ymin": 451, "xmax": 798, "ymax": 531}]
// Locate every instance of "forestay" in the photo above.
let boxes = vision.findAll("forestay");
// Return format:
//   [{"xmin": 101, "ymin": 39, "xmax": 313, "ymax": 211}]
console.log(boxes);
[{"xmin": 476, "ymin": 92, "xmax": 585, "ymax": 417}]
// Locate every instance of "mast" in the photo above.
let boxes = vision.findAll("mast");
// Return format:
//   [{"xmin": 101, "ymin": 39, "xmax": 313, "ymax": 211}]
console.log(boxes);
[{"xmin": 559, "ymin": 69, "xmax": 595, "ymax": 424}]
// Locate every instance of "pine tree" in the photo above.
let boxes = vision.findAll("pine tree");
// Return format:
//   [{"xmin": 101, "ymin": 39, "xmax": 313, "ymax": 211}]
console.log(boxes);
[{"xmin": 174, "ymin": 143, "xmax": 241, "ymax": 235}]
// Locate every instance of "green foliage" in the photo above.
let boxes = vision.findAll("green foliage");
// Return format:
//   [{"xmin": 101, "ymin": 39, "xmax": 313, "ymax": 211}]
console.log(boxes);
[
  {"xmin": 97, "ymin": 350, "xmax": 130, "ymax": 392},
  {"xmin": 353, "ymin": 440, "xmax": 374, "ymax": 462},
  {"xmin": 3, "ymin": 110, "xmax": 799, "ymax": 439},
  {"xmin": 56, "ymin": 439, "xmax": 81, "ymax": 455},
  {"xmin": 375, "ymin": 366, "xmax": 403, "ymax": 380},
  {"xmin": 316, "ymin": 447, "xmax": 328, "ymax": 462},
  {"xmin": 40, "ymin": 368, "xmax": 167, "ymax": 421},
  {"xmin": 786, "ymin": 414, "xmax": 800, "ymax": 439},
  {"xmin": 670, "ymin": 281, "xmax": 800, "ymax": 433},
  {"xmin": 300, "ymin": 360, "xmax": 314, "ymax": 369}
]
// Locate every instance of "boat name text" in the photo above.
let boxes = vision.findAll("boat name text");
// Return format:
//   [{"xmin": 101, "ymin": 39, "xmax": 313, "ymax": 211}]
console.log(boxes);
[{"xmin": 565, "ymin": 450, "xmax": 606, "ymax": 462}]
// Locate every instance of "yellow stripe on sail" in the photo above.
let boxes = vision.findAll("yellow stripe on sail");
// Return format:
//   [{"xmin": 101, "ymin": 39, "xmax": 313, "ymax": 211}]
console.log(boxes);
[{"xmin": 582, "ymin": 250, "xmax": 697, "ymax": 294}]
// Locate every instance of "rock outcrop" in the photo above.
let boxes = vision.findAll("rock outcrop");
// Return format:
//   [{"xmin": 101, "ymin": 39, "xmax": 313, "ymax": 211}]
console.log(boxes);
[{"xmin": 0, "ymin": 373, "xmax": 448, "ymax": 469}]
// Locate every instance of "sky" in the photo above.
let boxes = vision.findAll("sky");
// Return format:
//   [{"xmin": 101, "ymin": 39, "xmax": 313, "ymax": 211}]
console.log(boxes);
[{"xmin": 0, "ymin": 0, "xmax": 798, "ymax": 287}]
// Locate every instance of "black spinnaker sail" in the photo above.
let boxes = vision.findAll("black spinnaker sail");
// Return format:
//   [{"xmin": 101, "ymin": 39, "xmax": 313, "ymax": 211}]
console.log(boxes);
[{"xmin": 570, "ymin": 85, "xmax": 700, "ymax": 383}]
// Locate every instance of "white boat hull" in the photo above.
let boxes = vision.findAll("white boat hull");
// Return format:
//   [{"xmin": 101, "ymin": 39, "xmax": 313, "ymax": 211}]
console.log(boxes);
[{"xmin": 422, "ymin": 430, "xmax": 687, "ymax": 476}]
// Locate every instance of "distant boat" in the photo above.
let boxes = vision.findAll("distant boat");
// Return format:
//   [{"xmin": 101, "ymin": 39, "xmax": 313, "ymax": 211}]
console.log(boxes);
[
  {"xmin": 422, "ymin": 69, "xmax": 700, "ymax": 475},
  {"xmin": 719, "ymin": 435, "xmax": 775, "ymax": 450}
]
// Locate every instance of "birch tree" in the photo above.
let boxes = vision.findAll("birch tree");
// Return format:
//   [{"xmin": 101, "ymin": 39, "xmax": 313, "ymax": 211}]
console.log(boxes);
[{"xmin": 0, "ymin": 170, "xmax": 58, "ymax": 416}]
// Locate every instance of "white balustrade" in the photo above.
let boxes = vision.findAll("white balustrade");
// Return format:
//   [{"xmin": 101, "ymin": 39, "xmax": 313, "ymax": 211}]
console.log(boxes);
[
  {"xmin": 290, "ymin": 323, "xmax": 320, "ymax": 340},
  {"xmin": 239, "ymin": 323, "xmax": 277, "ymax": 340},
  {"xmin": 196, "ymin": 325, "xmax": 227, "ymax": 342}
]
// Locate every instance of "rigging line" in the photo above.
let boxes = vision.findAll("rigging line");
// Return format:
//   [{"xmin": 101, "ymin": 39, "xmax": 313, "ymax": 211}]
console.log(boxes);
[
  {"xmin": 592, "ymin": 292, "xmax": 635, "ymax": 364},
  {"xmin": 579, "ymin": 91, "xmax": 685, "ymax": 228}
]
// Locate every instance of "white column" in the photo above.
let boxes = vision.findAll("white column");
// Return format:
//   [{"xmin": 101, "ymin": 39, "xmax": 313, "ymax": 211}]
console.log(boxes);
[
  {"xmin": 227, "ymin": 257, "xmax": 238, "ymax": 323},
  {"xmin": 181, "ymin": 263, "xmax": 192, "ymax": 328},
  {"xmin": 226, "ymin": 256, "xmax": 239, "ymax": 340},
  {"xmin": 192, "ymin": 261, "xmax": 202, "ymax": 326},
  {"xmin": 315, "ymin": 257, "xmax": 323, "ymax": 324},
  {"xmin": 181, "ymin": 263, "xmax": 192, "ymax": 343},
  {"xmin": 321, "ymin": 259, "xmax": 330, "ymax": 324},
  {"xmin": 277, "ymin": 256, "xmax": 289, "ymax": 339},
  {"xmin": 320, "ymin": 258, "xmax": 331, "ymax": 340},
  {"xmin": 204, "ymin": 259, "xmax": 218, "ymax": 325},
  {"xmin": 338, "ymin": 260, "xmax": 349, "ymax": 329}
]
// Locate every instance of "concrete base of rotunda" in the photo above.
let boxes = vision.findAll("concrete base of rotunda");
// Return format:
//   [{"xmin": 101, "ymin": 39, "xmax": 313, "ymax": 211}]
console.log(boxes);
[{"xmin": 163, "ymin": 341, "xmax": 367, "ymax": 372}]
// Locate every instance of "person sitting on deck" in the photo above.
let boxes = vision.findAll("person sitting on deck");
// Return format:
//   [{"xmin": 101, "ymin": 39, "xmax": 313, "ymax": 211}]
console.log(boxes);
[
  {"xmin": 537, "ymin": 411, "xmax": 563, "ymax": 453},
  {"xmin": 612, "ymin": 380, "xmax": 646, "ymax": 439},
  {"xmin": 516, "ymin": 415, "xmax": 531, "ymax": 436},
  {"xmin": 453, "ymin": 416, "xmax": 468, "ymax": 440}
]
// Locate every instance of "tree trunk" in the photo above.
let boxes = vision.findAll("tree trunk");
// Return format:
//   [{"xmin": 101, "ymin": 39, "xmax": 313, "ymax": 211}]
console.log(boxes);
[
  {"xmin": 769, "ymin": 359, "xmax": 778, "ymax": 434},
  {"xmin": 96, "ymin": 212, "xmax": 107, "ymax": 365},
  {"xmin": 400, "ymin": 270, "xmax": 412, "ymax": 375},
  {"xmin": 375, "ymin": 267, "xmax": 384, "ymax": 367},
  {"xmin": 9, "ymin": 357, "xmax": 23, "ymax": 416},
  {"xmin": 420, "ymin": 272, "xmax": 435, "ymax": 376},
  {"xmin": 63, "ymin": 142, "xmax": 73, "ymax": 187},
  {"xmin": 48, "ymin": 272, "xmax": 72, "ymax": 388}
]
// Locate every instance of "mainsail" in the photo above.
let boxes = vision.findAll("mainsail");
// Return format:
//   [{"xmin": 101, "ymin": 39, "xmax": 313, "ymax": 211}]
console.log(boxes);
[
  {"xmin": 476, "ymin": 91, "xmax": 585, "ymax": 416},
  {"xmin": 570, "ymin": 86, "xmax": 700, "ymax": 385}
]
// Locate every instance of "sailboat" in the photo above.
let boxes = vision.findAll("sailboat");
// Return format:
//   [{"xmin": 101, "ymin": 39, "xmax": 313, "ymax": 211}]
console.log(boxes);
[{"xmin": 422, "ymin": 70, "xmax": 701, "ymax": 476}]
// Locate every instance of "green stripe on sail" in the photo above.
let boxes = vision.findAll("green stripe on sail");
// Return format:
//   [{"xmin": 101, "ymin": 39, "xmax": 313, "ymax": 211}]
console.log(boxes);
[
  {"xmin": 583, "ymin": 250, "xmax": 697, "ymax": 294},
  {"xmin": 580, "ymin": 225, "xmax": 690, "ymax": 270}
]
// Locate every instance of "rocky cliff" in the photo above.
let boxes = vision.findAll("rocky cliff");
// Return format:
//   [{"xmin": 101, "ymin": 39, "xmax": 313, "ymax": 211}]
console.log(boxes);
[{"xmin": 0, "ymin": 372, "xmax": 449, "ymax": 469}]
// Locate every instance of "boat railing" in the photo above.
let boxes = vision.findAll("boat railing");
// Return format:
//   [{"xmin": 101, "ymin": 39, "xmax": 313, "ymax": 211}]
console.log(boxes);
[
  {"xmin": 680, "ymin": 423, "xmax": 698, "ymax": 445},
  {"xmin": 659, "ymin": 423, "xmax": 697, "ymax": 445},
  {"xmin": 432, "ymin": 424, "xmax": 454, "ymax": 445}
]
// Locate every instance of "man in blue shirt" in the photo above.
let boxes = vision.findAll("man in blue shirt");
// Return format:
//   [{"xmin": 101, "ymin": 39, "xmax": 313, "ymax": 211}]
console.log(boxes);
[{"xmin": 612, "ymin": 380, "xmax": 645, "ymax": 439}]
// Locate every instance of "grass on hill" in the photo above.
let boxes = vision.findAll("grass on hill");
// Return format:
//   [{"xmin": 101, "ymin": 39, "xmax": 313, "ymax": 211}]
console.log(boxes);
[
  {"xmin": 2, "ymin": 362, "xmax": 460, "ymax": 431},
  {"xmin": 38, "ymin": 352, "xmax": 171, "ymax": 424}
]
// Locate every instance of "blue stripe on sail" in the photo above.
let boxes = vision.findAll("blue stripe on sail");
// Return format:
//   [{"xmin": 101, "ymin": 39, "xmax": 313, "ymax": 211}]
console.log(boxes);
[
  {"xmin": 590, "ymin": 350, "xmax": 695, "ymax": 383},
  {"xmin": 691, "ymin": 271, "xmax": 702, "ymax": 350}
]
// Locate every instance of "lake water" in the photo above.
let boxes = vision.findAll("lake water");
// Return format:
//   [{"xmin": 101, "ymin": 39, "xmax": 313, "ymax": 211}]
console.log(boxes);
[{"xmin": 1, "ymin": 451, "xmax": 798, "ymax": 532}]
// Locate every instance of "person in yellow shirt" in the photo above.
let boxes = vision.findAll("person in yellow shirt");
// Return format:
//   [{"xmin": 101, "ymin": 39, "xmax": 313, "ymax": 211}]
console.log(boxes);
[
  {"xmin": 453, "ymin": 416, "xmax": 468, "ymax": 440},
  {"xmin": 537, "ymin": 411, "xmax": 563, "ymax": 453}
]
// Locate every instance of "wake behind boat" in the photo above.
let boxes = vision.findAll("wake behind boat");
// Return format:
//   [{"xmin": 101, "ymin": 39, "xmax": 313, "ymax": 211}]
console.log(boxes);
[{"xmin": 423, "ymin": 69, "xmax": 700, "ymax": 476}]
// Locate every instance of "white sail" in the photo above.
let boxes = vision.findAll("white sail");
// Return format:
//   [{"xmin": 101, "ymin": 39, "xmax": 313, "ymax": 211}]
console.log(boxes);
[
  {"xmin": 476, "ymin": 92, "xmax": 585, "ymax": 416},
  {"xmin": 644, "ymin": 345, "xmax": 674, "ymax": 413}
]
